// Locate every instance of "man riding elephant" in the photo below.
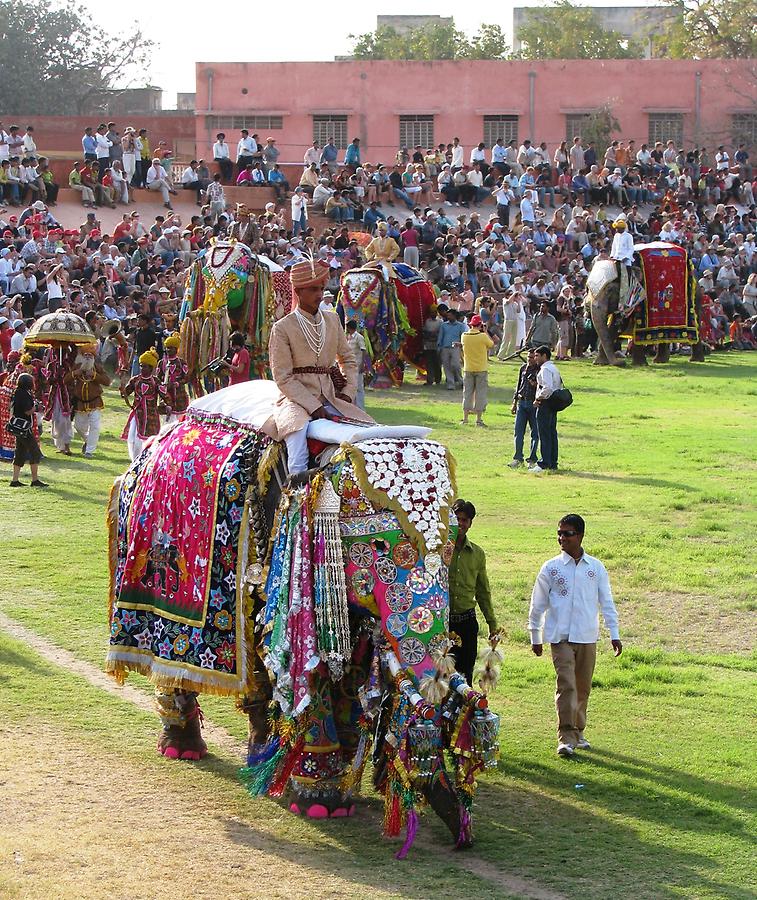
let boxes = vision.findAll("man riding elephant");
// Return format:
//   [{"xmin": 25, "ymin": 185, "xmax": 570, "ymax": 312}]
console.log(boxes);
[{"xmin": 262, "ymin": 258, "xmax": 373, "ymax": 474}]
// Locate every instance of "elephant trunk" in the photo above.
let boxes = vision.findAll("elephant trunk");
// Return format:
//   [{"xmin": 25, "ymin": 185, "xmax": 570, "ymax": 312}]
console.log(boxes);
[{"xmin": 590, "ymin": 285, "xmax": 625, "ymax": 366}]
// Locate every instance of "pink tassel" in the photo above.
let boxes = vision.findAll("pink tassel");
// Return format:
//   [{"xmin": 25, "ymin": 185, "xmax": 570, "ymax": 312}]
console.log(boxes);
[
  {"xmin": 395, "ymin": 809, "xmax": 419, "ymax": 860},
  {"xmin": 456, "ymin": 807, "xmax": 472, "ymax": 848}
]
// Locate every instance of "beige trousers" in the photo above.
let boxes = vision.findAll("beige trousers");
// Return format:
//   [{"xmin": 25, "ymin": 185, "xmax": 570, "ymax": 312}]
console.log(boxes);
[
  {"xmin": 550, "ymin": 641, "xmax": 597, "ymax": 746},
  {"xmin": 462, "ymin": 371, "xmax": 488, "ymax": 414}
]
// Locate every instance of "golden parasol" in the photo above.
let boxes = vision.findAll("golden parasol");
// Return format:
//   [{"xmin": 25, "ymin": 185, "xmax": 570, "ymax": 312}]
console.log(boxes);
[{"xmin": 24, "ymin": 312, "xmax": 97, "ymax": 347}]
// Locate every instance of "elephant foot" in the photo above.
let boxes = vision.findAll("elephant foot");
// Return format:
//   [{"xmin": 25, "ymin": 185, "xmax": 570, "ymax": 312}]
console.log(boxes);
[
  {"xmin": 289, "ymin": 802, "xmax": 355, "ymax": 819},
  {"xmin": 157, "ymin": 711, "xmax": 208, "ymax": 761}
]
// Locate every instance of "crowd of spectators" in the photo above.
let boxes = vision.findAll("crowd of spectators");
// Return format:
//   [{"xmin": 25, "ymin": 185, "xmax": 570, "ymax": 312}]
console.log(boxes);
[{"xmin": 0, "ymin": 127, "xmax": 755, "ymax": 390}]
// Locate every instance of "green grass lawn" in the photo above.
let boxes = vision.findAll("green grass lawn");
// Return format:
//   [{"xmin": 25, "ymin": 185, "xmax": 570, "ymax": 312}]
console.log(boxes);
[{"xmin": 1, "ymin": 354, "xmax": 755, "ymax": 899}]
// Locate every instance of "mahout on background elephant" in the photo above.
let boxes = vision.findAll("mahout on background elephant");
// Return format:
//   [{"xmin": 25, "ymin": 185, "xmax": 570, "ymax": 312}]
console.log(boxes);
[{"xmin": 106, "ymin": 381, "xmax": 500, "ymax": 854}]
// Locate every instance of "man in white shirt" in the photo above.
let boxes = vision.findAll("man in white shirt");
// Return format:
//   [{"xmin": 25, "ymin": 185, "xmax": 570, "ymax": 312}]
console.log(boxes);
[
  {"xmin": 10, "ymin": 319, "xmax": 27, "ymax": 351},
  {"xmin": 181, "ymin": 160, "xmax": 202, "ymax": 203},
  {"xmin": 212, "ymin": 132, "xmax": 232, "ymax": 183},
  {"xmin": 532, "ymin": 345, "xmax": 561, "ymax": 472},
  {"xmin": 569, "ymin": 137, "xmax": 585, "ymax": 174},
  {"xmin": 450, "ymin": 137, "xmax": 464, "ymax": 172},
  {"xmin": 520, "ymin": 189, "xmax": 536, "ymax": 227},
  {"xmin": 304, "ymin": 141, "xmax": 321, "ymax": 168},
  {"xmin": 95, "ymin": 124, "xmax": 112, "ymax": 181},
  {"xmin": 610, "ymin": 215, "xmax": 635, "ymax": 305},
  {"xmin": 0, "ymin": 122, "xmax": 10, "ymax": 161},
  {"xmin": 491, "ymin": 138, "xmax": 508, "ymax": 175},
  {"xmin": 236, "ymin": 129, "xmax": 256, "ymax": 175},
  {"xmin": 146, "ymin": 157, "xmax": 176, "ymax": 209},
  {"xmin": 528, "ymin": 514, "xmax": 622, "ymax": 756}
]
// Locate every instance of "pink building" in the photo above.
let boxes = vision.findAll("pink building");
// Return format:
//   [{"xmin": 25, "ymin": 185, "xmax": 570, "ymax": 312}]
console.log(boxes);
[{"xmin": 195, "ymin": 59, "xmax": 757, "ymax": 164}]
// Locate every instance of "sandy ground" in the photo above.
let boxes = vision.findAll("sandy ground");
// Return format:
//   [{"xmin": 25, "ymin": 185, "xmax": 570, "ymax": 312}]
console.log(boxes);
[{"xmin": 0, "ymin": 612, "xmax": 564, "ymax": 900}]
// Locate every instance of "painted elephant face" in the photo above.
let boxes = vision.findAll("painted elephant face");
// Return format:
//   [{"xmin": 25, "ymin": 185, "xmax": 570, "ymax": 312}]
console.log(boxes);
[
  {"xmin": 334, "ymin": 455, "xmax": 455, "ymax": 680},
  {"xmin": 339, "ymin": 269, "xmax": 383, "ymax": 330}
]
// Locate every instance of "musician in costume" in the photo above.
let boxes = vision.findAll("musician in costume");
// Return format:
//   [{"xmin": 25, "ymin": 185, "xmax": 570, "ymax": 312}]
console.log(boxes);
[
  {"xmin": 66, "ymin": 345, "xmax": 111, "ymax": 458},
  {"xmin": 364, "ymin": 220, "xmax": 400, "ymax": 279},
  {"xmin": 610, "ymin": 215, "xmax": 635, "ymax": 306},
  {"xmin": 156, "ymin": 332, "xmax": 189, "ymax": 424},
  {"xmin": 44, "ymin": 344, "xmax": 76, "ymax": 456},
  {"xmin": 121, "ymin": 348, "xmax": 163, "ymax": 461},
  {"xmin": 262, "ymin": 259, "xmax": 373, "ymax": 474}
]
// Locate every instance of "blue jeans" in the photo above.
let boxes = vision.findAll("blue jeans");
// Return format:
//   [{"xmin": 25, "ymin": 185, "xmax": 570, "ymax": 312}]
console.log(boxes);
[
  {"xmin": 392, "ymin": 186, "xmax": 414, "ymax": 208},
  {"xmin": 292, "ymin": 212, "xmax": 308, "ymax": 236},
  {"xmin": 538, "ymin": 186, "xmax": 556, "ymax": 206},
  {"xmin": 514, "ymin": 401, "xmax": 538, "ymax": 462},
  {"xmin": 536, "ymin": 403, "xmax": 558, "ymax": 469}
]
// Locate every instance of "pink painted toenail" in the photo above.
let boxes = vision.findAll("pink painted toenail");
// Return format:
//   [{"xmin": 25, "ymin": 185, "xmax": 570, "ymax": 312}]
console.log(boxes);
[{"xmin": 306, "ymin": 804, "xmax": 329, "ymax": 819}]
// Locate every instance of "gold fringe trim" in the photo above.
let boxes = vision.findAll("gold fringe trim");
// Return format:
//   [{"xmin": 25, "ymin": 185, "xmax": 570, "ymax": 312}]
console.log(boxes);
[
  {"xmin": 257, "ymin": 441, "xmax": 281, "ymax": 495},
  {"xmin": 106, "ymin": 477, "xmax": 122, "ymax": 628},
  {"xmin": 104, "ymin": 658, "xmax": 244, "ymax": 699},
  {"xmin": 343, "ymin": 444, "xmax": 457, "ymax": 556}
]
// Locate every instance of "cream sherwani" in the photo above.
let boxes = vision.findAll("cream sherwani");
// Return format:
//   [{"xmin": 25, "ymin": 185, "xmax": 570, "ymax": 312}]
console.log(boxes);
[{"xmin": 262, "ymin": 310, "xmax": 373, "ymax": 469}]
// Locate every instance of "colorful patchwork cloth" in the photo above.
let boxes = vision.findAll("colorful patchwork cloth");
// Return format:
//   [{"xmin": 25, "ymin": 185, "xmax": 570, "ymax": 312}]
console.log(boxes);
[
  {"xmin": 334, "ymin": 459, "xmax": 453, "ymax": 681},
  {"xmin": 107, "ymin": 417, "xmax": 270, "ymax": 696},
  {"xmin": 633, "ymin": 243, "xmax": 698, "ymax": 345}
]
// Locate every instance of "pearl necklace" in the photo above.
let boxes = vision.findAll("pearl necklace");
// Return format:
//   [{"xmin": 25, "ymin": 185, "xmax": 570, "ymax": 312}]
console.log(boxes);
[{"xmin": 294, "ymin": 308, "xmax": 324, "ymax": 357}]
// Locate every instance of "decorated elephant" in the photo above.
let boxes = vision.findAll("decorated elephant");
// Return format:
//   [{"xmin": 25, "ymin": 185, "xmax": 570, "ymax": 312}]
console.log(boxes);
[
  {"xmin": 179, "ymin": 241, "xmax": 293, "ymax": 390},
  {"xmin": 106, "ymin": 381, "xmax": 500, "ymax": 854},
  {"xmin": 587, "ymin": 242, "xmax": 705, "ymax": 366},
  {"xmin": 339, "ymin": 264, "xmax": 436, "ymax": 387}
]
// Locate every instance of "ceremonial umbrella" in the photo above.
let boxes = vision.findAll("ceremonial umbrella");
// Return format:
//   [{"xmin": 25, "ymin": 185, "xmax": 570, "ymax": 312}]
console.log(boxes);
[{"xmin": 24, "ymin": 312, "xmax": 97, "ymax": 347}]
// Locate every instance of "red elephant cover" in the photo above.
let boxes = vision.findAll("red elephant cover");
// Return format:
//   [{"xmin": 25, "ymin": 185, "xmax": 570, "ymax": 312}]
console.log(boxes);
[{"xmin": 633, "ymin": 242, "xmax": 699, "ymax": 345}]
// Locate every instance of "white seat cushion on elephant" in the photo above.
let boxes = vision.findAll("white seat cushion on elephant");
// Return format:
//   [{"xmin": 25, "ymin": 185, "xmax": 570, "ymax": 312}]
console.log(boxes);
[
  {"xmin": 587, "ymin": 259, "xmax": 618, "ymax": 297},
  {"xmin": 188, "ymin": 379, "xmax": 431, "ymax": 442}
]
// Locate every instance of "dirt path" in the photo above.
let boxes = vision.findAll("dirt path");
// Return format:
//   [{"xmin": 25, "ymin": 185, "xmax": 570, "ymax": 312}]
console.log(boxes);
[{"xmin": 0, "ymin": 612, "xmax": 566, "ymax": 900}]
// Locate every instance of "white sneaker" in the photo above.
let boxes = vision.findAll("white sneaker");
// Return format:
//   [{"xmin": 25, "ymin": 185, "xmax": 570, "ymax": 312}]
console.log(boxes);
[
  {"xmin": 508, "ymin": 460, "xmax": 523, "ymax": 468},
  {"xmin": 529, "ymin": 465, "xmax": 545, "ymax": 473},
  {"xmin": 575, "ymin": 736, "xmax": 591, "ymax": 750},
  {"xmin": 557, "ymin": 742, "xmax": 575, "ymax": 757}
]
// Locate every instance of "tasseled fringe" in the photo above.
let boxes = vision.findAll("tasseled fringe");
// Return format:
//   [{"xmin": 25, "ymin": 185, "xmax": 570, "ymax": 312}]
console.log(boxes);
[
  {"xmin": 246, "ymin": 736, "xmax": 280, "ymax": 768},
  {"xmin": 340, "ymin": 731, "xmax": 371, "ymax": 794},
  {"xmin": 456, "ymin": 806, "xmax": 472, "ymax": 848},
  {"xmin": 418, "ymin": 671, "xmax": 449, "ymax": 705},
  {"xmin": 240, "ymin": 744, "xmax": 285, "ymax": 796},
  {"xmin": 383, "ymin": 783, "xmax": 404, "ymax": 838},
  {"xmin": 475, "ymin": 633, "xmax": 505, "ymax": 695},
  {"xmin": 257, "ymin": 442, "xmax": 280, "ymax": 495},
  {"xmin": 268, "ymin": 736, "xmax": 305, "ymax": 797},
  {"xmin": 430, "ymin": 637, "xmax": 457, "ymax": 677},
  {"xmin": 395, "ymin": 809, "xmax": 419, "ymax": 860}
]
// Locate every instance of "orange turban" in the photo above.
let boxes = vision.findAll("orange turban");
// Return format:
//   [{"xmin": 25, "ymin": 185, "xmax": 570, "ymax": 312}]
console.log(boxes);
[{"xmin": 290, "ymin": 259, "xmax": 330, "ymax": 291}]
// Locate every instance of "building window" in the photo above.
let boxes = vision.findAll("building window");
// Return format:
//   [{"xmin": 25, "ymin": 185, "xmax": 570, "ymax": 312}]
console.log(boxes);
[
  {"xmin": 565, "ymin": 114, "xmax": 592, "ymax": 142},
  {"xmin": 732, "ymin": 113, "xmax": 757, "ymax": 147},
  {"xmin": 483, "ymin": 115, "xmax": 519, "ymax": 147},
  {"xmin": 204, "ymin": 115, "xmax": 283, "ymax": 132},
  {"xmin": 312, "ymin": 115, "xmax": 348, "ymax": 149},
  {"xmin": 399, "ymin": 115, "xmax": 434, "ymax": 150},
  {"xmin": 648, "ymin": 113, "xmax": 683, "ymax": 146}
]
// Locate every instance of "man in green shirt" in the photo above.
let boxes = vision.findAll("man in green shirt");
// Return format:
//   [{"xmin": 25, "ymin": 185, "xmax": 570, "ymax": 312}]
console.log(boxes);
[{"xmin": 448, "ymin": 499, "xmax": 498, "ymax": 685}]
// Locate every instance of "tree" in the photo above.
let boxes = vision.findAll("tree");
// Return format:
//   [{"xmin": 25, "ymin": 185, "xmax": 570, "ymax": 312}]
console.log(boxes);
[
  {"xmin": 579, "ymin": 105, "xmax": 622, "ymax": 152},
  {"xmin": 349, "ymin": 20, "xmax": 509, "ymax": 61},
  {"xmin": 515, "ymin": 0, "xmax": 644, "ymax": 59},
  {"xmin": 655, "ymin": 0, "xmax": 757, "ymax": 58},
  {"xmin": 0, "ymin": 0, "xmax": 155, "ymax": 115}
]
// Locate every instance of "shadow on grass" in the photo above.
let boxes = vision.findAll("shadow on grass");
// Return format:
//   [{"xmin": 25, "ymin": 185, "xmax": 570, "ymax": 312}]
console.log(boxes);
[
  {"xmin": 470, "ymin": 766, "xmax": 747, "ymax": 899},
  {"xmin": 566, "ymin": 469, "xmax": 698, "ymax": 493}
]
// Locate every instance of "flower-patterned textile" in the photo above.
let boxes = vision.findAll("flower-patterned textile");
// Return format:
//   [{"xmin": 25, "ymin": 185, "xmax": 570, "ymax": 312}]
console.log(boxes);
[
  {"xmin": 347, "ymin": 439, "xmax": 454, "ymax": 554},
  {"xmin": 106, "ymin": 419, "xmax": 268, "ymax": 695}
]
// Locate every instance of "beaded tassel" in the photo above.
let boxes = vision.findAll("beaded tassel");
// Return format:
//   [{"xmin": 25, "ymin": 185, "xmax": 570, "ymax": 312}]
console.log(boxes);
[{"xmin": 313, "ymin": 481, "xmax": 351, "ymax": 679}]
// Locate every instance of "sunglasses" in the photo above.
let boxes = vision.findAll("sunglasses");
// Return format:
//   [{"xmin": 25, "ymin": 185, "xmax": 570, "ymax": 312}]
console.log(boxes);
[{"xmin": 557, "ymin": 530, "xmax": 578, "ymax": 538}]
